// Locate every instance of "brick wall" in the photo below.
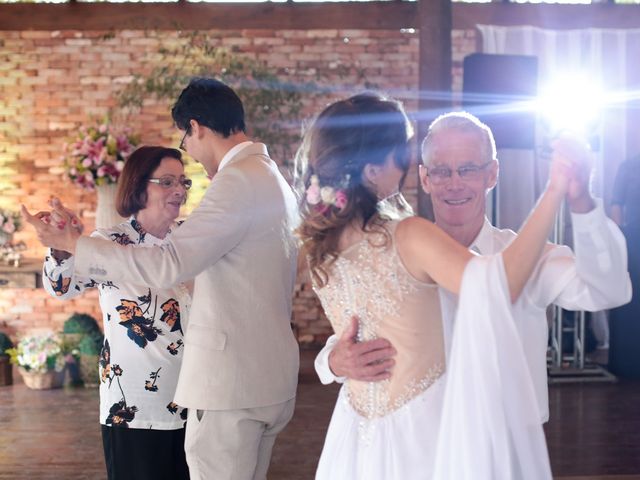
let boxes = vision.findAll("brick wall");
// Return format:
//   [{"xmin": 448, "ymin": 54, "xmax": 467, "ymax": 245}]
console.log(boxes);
[{"xmin": 0, "ymin": 28, "xmax": 477, "ymax": 346}]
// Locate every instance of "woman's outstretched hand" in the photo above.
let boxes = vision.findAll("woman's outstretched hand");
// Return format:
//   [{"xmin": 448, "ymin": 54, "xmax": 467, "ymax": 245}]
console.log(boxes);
[
  {"xmin": 22, "ymin": 198, "xmax": 81, "ymax": 254},
  {"xmin": 45, "ymin": 197, "xmax": 84, "ymax": 235}
]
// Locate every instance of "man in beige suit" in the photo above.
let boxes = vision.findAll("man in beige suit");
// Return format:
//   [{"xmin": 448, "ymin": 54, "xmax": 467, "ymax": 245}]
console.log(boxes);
[{"xmin": 26, "ymin": 78, "xmax": 300, "ymax": 480}]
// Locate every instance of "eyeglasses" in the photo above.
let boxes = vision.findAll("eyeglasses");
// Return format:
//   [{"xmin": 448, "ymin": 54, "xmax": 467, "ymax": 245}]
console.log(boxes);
[
  {"xmin": 148, "ymin": 175, "xmax": 193, "ymax": 190},
  {"xmin": 178, "ymin": 129, "xmax": 190, "ymax": 151},
  {"xmin": 426, "ymin": 161, "xmax": 493, "ymax": 185}
]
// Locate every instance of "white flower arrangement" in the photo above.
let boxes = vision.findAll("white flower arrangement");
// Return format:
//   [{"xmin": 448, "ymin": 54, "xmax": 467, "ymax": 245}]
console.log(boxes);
[{"xmin": 6, "ymin": 332, "xmax": 65, "ymax": 374}]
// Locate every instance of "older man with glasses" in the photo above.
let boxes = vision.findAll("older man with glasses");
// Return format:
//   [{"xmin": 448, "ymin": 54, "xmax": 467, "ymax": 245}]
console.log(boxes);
[{"xmin": 315, "ymin": 111, "xmax": 631, "ymax": 425}]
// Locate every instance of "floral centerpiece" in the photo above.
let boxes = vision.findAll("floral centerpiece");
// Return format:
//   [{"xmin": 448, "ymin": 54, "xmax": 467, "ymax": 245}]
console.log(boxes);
[
  {"xmin": 0, "ymin": 209, "xmax": 20, "ymax": 236},
  {"xmin": 0, "ymin": 208, "xmax": 21, "ymax": 247},
  {"xmin": 62, "ymin": 121, "xmax": 139, "ymax": 191},
  {"xmin": 6, "ymin": 332, "xmax": 66, "ymax": 389}
]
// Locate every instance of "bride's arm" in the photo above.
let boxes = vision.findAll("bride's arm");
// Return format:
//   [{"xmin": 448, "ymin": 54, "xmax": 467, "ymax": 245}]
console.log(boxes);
[{"xmin": 397, "ymin": 139, "xmax": 577, "ymax": 302}]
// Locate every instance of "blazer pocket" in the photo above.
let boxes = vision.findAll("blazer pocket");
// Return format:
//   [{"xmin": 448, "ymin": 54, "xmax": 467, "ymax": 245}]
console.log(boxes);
[{"xmin": 184, "ymin": 324, "xmax": 227, "ymax": 351}]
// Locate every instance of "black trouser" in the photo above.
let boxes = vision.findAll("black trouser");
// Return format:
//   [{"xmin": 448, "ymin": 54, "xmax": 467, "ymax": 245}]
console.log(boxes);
[{"xmin": 101, "ymin": 425, "xmax": 190, "ymax": 480}]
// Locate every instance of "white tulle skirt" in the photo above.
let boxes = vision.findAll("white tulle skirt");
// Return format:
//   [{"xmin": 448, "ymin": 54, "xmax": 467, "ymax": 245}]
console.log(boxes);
[{"xmin": 316, "ymin": 376, "xmax": 447, "ymax": 480}]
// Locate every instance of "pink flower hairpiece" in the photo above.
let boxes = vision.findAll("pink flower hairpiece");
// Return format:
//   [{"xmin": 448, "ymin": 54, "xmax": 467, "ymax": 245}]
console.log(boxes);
[{"xmin": 306, "ymin": 175, "xmax": 349, "ymax": 212}]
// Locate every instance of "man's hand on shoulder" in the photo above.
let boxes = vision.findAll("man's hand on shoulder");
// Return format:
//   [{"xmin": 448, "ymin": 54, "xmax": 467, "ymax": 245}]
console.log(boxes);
[{"xmin": 329, "ymin": 316, "xmax": 396, "ymax": 382}]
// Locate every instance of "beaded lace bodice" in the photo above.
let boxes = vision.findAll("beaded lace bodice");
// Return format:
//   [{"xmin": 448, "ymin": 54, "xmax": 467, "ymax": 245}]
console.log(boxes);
[{"xmin": 314, "ymin": 220, "xmax": 445, "ymax": 419}]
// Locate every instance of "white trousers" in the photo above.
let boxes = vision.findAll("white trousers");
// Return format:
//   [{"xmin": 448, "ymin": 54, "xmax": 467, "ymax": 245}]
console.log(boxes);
[{"xmin": 185, "ymin": 398, "xmax": 296, "ymax": 480}]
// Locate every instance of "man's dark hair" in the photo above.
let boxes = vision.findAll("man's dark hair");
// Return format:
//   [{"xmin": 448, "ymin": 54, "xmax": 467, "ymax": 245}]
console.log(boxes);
[{"xmin": 171, "ymin": 78, "xmax": 246, "ymax": 138}]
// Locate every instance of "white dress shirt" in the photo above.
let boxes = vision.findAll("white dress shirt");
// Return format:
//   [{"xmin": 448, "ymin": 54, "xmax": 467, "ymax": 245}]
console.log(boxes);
[{"xmin": 315, "ymin": 201, "xmax": 631, "ymax": 423}]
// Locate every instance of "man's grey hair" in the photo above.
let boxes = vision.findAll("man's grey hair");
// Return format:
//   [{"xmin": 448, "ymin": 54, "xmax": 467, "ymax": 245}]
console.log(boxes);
[{"xmin": 421, "ymin": 111, "xmax": 497, "ymax": 166}]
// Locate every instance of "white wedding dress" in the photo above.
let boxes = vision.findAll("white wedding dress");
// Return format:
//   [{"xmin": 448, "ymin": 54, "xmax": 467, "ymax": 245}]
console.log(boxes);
[{"xmin": 314, "ymin": 220, "xmax": 551, "ymax": 480}]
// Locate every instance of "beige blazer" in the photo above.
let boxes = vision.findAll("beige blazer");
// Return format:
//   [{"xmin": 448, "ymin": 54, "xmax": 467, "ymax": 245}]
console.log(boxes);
[{"xmin": 74, "ymin": 143, "xmax": 300, "ymax": 410}]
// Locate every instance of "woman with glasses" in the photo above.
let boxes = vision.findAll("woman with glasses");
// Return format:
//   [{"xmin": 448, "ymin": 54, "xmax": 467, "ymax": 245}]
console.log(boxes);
[
  {"xmin": 41, "ymin": 146, "xmax": 192, "ymax": 480},
  {"xmin": 296, "ymin": 93, "xmax": 581, "ymax": 479}
]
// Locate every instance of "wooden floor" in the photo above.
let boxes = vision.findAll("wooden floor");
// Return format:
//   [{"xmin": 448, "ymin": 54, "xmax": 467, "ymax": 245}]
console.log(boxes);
[{"xmin": 0, "ymin": 350, "xmax": 639, "ymax": 480}]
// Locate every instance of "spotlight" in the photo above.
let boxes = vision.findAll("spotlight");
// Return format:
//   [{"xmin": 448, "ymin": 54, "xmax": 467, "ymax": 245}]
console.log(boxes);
[{"xmin": 537, "ymin": 74, "xmax": 604, "ymax": 137}]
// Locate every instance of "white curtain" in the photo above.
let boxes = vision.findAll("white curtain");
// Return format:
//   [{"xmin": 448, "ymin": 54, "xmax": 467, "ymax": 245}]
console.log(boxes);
[{"xmin": 478, "ymin": 25, "xmax": 640, "ymax": 230}]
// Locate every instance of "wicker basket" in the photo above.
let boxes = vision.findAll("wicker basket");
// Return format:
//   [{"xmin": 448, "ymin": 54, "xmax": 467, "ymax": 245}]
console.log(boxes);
[{"xmin": 19, "ymin": 367, "xmax": 64, "ymax": 390}]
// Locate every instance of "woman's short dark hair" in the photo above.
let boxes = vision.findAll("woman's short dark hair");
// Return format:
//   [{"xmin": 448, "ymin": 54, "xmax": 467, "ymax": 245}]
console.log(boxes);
[
  {"xmin": 116, "ymin": 146, "xmax": 183, "ymax": 217},
  {"xmin": 171, "ymin": 78, "xmax": 246, "ymax": 138}
]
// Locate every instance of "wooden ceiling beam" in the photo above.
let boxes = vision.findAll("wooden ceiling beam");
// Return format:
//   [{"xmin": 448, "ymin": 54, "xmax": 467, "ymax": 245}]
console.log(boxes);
[
  {"xmin": 0, "ymin": 2, "xmax": 420, "ymax": 31},
  {"xmin": 2, "ymin": 2, "xmax": 640, "ymax": 32},
  {"xmin": 416, "ymin": 0, "xmax": 451, "ymax": 220}
]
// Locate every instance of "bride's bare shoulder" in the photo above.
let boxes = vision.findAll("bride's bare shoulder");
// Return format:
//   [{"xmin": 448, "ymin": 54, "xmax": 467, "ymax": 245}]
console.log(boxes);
[{"xmin": 396, "ymin": 216, "xmax": 437, "ymax": 240}]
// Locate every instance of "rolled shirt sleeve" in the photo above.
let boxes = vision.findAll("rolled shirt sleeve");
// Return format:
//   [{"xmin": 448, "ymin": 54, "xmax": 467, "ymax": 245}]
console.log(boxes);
[
  {"xmin": 314, "ymin": 334, "xmax": 347, "ymax": 385},
  {"xmin": 524, "ymin": 200, "xmax": 631, "ymax": 311}
]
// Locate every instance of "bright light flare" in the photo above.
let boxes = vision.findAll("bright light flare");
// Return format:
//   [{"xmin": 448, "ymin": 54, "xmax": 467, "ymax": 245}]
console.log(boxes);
[{"xmin": 538, "ymin": 74, "xmax": 604, "ymax": 135}]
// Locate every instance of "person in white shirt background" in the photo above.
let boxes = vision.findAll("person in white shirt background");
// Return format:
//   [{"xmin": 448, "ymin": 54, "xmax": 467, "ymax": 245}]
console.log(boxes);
[{"xmin": 316, "ymin": 111, "xmax": 632, "ymax": 424}]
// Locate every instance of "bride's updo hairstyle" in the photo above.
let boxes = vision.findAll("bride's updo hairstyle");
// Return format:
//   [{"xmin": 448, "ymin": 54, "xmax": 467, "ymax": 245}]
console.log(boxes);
[{"xmin": 295, "ymin": 92, "xmax": 413, "ymax": 287}]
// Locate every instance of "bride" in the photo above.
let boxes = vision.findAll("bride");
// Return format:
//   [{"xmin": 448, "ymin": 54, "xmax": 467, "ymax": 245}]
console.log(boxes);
[{"xmin": 296, "ymin": 93, "xmax": 575, "ymax": 479}]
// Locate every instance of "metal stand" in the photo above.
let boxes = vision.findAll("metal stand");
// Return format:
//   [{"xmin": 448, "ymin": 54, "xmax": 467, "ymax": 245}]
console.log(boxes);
[{"xmin": 548, "ymin": 309, "xmax": 617, "ymax": 384}]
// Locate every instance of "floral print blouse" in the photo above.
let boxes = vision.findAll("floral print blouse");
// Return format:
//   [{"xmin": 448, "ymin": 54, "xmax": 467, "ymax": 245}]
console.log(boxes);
[{"xmin": 43, "ymin": 217, "xmax": 191, "ymax": 430}]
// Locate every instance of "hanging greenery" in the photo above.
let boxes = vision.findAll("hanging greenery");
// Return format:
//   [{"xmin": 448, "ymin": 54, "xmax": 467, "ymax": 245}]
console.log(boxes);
[
  {"xmin": 116, "ymin": 31, "xmax": 374, "ymax": 212},
  {"xmin": 117, "ymin": 32, "xmax": 317, "ymax": 167}
]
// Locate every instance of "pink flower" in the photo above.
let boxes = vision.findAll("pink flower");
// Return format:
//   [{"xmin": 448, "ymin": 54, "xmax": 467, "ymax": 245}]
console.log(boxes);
[
  {"xmin": 64, "ymin": 122, "xmax": 138, "ymax": 190},
  {"xmin": 3, "ymin": 222, "xmax": 15, "ymax": 234},
  {"xmin": 334, "ymin": 190, "xmax": 348, "ymax": 210},
  {"xmin": 306, "ymin": 185, "xmax": 320, "ymax": 205},
  {"xmin": 306, "ymin": 175, "xmax": 321, "ymax": 205}
]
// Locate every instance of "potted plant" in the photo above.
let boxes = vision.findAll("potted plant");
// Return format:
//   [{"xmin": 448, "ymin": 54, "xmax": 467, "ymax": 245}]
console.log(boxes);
[
  {"xmin": 59, "ymin": 334, "xmax": 82, "ymax": 387},
  {"xmin": 0, "ymin": 332, "xmax": 14, "ymax": 386},
  {"xmin": 63, "ymin": 313, "xmax": 102, "ymax": 347},
  {"xmin": 78, "ymin": 333, "xmax": 103, "ymax": 388},
  {"xmin": 6, "ymin": 332, "xmax": 66, "ymax": 390},
  {"xmin": 62, "ymin": 313, "xmax": 102, "ymax": 386}
]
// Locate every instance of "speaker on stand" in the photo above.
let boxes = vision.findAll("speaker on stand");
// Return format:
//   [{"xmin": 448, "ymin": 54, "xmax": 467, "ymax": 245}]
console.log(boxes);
[{"xmin": 462, "ymin": 53, "xmax": 538, "ymax": 229}]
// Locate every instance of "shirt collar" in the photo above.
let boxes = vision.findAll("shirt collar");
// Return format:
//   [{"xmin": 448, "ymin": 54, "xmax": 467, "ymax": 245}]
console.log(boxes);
[
  {"xmin": 469, "ymin": 217, "xmax": 494, "ymax": 255},
  {"xmin": 129, "ymin": 216, "xmax": 178, "ymax": 243},
  {"xmin": 218, "ymin": 141, "xmax": 254, "ymax": 172}
]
